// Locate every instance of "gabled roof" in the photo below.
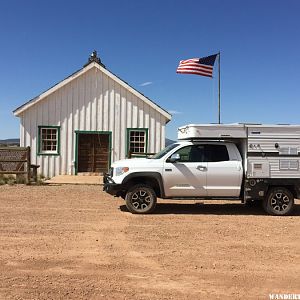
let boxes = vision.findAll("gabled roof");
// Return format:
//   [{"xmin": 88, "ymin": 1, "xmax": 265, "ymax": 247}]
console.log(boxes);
[{"xmin": 13, "ymin": 61, "xmax": 172, "ymax": 121}]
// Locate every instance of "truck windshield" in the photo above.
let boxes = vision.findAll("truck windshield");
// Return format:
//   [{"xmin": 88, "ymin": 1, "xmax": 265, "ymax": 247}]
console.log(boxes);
[{"xmin": 151, "ymin": 143, "xmax": 179, "ymax": 159}]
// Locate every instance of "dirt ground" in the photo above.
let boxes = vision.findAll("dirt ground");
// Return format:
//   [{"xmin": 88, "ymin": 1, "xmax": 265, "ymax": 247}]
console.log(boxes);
[{"xmin": 0, "ymin": 185, "xmax": 299, "ymax": 300}]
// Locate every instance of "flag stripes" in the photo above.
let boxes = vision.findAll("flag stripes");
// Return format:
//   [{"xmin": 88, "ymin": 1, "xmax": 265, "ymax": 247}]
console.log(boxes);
[{"xmin": 176, "ymin": 54, "xmax": 217, "ymax": 78}]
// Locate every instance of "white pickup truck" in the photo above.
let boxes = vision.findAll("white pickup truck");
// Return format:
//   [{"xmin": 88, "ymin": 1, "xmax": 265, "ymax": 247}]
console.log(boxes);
[{"xmin": 104, "ymin": 124, "xmax": 300, "ymax": 216}]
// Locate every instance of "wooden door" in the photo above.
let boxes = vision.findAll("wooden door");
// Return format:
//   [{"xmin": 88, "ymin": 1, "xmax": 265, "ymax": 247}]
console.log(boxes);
[{"xmin": 77, "ymin": 133, "xmax": 109, "ymax": 174}]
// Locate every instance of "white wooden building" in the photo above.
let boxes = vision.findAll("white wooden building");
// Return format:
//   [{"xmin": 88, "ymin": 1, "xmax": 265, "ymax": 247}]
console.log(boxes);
[{"xmin": 13, "ymin": 52, "xmax": 171, "ymax": 178}]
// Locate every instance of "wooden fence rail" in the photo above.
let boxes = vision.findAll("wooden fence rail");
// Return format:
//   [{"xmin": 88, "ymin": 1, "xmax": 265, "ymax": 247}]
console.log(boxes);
[{"xmin": 0, "ymin": 147, "xmax": 39, "ymax": 184}]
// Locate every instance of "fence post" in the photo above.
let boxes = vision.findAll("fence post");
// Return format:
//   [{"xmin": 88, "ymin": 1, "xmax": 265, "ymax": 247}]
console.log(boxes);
[{"xmin": 26, "ymin": 147, "xmax": 31, "ymax": 185}]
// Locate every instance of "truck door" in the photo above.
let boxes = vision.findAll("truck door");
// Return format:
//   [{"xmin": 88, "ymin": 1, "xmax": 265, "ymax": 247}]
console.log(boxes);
[
  {"xmin": 163, "ymin": 145, "xmax": 208, "ymax": 197},
  {"xmin": 204, "ymin": 144, "xmax": 243, "ymax": 197}
]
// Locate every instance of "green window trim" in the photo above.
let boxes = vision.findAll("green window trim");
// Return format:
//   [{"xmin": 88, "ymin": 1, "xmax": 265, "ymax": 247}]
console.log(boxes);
[
  {"xmin": 126, "ymin": 128, "xmax": 149, "ymax": 158},
  {"xmin": 37, "ymin": 125, "xmax": 61, "ymax": 156}
]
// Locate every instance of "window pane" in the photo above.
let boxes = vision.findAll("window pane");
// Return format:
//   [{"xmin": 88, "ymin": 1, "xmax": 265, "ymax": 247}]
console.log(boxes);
[
  {"xmin": 129, "ymin": 130, "xmax": 146, "ymax": 153},
  {"xmin": 40, "ymin": 127, "xmax": 58, "ymax": 153},
  {"xmin": 204, "ymin": 145, "xmax": 229, "ymax": 162},
  {"xmin": 174, "ymin": 145, "xmax": 204, "ymax": 162}
]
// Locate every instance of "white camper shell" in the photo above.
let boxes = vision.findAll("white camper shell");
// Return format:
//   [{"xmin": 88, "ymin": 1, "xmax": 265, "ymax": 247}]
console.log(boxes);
[{"xmin": 178, "ymin": 123, "xmax": 300, "ymax": 180}]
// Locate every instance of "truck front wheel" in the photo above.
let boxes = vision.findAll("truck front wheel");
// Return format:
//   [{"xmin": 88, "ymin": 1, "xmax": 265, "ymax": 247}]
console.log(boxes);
[
  {"xmin": 125, "ymin": 184, "xmax": 157, "ymax": 214},
  {"xmin": 263, "ymin": 187, "xmax": 294, "ymax": 216}
]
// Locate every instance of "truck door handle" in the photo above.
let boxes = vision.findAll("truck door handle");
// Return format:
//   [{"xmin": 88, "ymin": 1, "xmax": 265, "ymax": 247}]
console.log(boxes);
[{"xmin": 196, "ymin": 165, "xmax": 207, "ymax": 171}]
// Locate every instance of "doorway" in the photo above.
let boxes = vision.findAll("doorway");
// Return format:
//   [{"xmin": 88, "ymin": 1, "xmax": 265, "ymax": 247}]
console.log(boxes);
[{"xmin": 76, "ymin": 132, "xmax": 111, "ymax": 174}]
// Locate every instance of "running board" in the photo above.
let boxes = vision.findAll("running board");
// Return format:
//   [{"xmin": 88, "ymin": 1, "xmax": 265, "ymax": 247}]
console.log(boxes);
[{"xmin": 167, "ymin": 197, "xmax": 242, "ymax": 201}]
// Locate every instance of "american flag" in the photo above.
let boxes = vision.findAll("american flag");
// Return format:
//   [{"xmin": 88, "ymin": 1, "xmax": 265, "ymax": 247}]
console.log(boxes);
[{"xmin": 176, "ymin": 54, "xmax": 218, "ymax": 77}]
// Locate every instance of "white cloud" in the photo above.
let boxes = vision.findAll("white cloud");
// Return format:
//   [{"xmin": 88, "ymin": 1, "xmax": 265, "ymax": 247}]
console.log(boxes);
[
  {"xmin": 168, "ymin": 110, "xmax": 182, "ymax": 115},
  {"xmin": 139, "ymin": 81, "xmax": 153, "ymax": 86}
]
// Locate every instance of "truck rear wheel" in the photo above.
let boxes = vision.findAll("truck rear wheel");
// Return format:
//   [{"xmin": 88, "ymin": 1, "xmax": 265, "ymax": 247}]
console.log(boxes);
[
  {"xmin": 125, "ymin": 184, "xmax": 157, "ymax": 214},
  {"xmin": 263, "ymin": 187, "xmax": 294, "ymax": 216}
]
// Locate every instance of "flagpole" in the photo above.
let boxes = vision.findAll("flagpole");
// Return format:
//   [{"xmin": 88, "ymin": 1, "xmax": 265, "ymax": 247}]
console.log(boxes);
[{"xmin": 218, "ymin": 51, "xmax": 221, "ymax": 124}]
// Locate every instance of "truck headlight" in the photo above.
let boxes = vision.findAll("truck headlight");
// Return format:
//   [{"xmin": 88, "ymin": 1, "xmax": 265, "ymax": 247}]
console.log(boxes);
[{"xmin": 115, "ymin": 167, "xmax": 129, "ymax": 176}]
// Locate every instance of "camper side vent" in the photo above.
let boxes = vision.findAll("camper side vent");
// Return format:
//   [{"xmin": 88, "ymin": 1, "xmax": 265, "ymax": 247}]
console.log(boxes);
[
  {"xmin": 279, "ymin": 147, "xmax": 298, "ymax": 155},
  {"xmin": 280, "ymin": 160, "xmax": 299, "ymax": 171},
  {"xmin": 253, "ymin": 163, "xmax": 262, "ymax": 170}
]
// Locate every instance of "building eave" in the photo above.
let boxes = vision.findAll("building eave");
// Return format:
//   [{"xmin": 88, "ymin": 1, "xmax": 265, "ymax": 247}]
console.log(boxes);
[
  {"xmin": 13, "ymin": 62, "xmax": 172, "ymax": 121},
  {"xmin": 13, "ymin": 63, "xmax": 95, "ymax": 117}
]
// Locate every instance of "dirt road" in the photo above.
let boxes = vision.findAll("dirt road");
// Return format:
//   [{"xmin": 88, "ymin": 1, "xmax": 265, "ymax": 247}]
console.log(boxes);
[{"xmin": 0, "ymin": 185, "xmax": 299, "ymax": 299}]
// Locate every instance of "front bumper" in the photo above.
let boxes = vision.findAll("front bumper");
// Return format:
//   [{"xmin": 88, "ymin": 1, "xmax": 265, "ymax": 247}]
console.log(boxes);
[{"xmin": 103, "ymin": 173, "xmax": 124, "ymax": 196}]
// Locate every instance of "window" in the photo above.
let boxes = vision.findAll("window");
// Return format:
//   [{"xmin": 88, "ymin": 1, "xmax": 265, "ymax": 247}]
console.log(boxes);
[
  {"xmin": 204, "ymin": 145, "xmax": 229, "ymax": 162},
  {"xmin": 38, "ymin": 126, "xmax": 60, "ymax": 155},
  {"xmin": 127, "ymin": 129, "xmax": 148, "ymax": 155},
  {"xmin": 173, "ymin": 145, "xmax": 205, "ymax": 162},
  {"xmin": 171, "ymin": 144, "xmax": 229, "ymax": 163},
  {"xmin": 152, "ymin": 143, "xmax": 179, "ymax": 159}
]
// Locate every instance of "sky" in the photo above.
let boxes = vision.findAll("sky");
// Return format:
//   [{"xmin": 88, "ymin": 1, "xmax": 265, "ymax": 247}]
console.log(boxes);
[{"xmin": 1, "ymin": 0, "xmax": 300, "ymax": 141}]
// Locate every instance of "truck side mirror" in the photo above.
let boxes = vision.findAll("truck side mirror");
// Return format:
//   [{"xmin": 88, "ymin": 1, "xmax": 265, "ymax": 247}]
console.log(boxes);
[{"xmin": 168, "ymin": 153, "xmax": 180, "ymax": 163}]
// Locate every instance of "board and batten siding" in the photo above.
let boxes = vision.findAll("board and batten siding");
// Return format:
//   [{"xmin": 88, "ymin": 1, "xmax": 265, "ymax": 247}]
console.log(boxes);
[{"xmin": 19, "ymin": 67, "xmax": 168, "ymax": 177}]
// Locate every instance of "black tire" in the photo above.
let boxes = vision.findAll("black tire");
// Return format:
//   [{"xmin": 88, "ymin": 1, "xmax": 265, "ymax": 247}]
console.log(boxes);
[
  {"xmin": 263, "ymin": 187, "xmax": 294, "ymax": 216},
  {"xmin": 125, "ymin": 184, "xmax": 157, "ymax": 214}
]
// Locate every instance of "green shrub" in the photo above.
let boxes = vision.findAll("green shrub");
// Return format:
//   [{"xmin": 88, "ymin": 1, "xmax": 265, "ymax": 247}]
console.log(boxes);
[
  {"xmin": 16, "ymin": 175, "xmax": 26, "ymax": 184},
  {"xmin": 34, "ymin": 174, "xmax": 46, "ymax": 185},
  {"xmin": 0, "ymin": 174, "xmax": 16, "ymax": 185},
  {"xmin": 39, "ymin": 174, "xmax": 46, "ymax": 180},
  {"xmin": 7, "ymin": 179, "xmax": 15, "ymax": 185}
]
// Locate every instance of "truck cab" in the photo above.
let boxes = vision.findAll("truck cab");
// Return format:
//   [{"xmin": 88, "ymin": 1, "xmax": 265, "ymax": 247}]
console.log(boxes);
[
  {"xmin": 161, "ymin": 141, "xmax": 243, "ymax": 198},
  {"xmin": 104, "ymin": 141, "xmax": 244, "ymax": 213}
]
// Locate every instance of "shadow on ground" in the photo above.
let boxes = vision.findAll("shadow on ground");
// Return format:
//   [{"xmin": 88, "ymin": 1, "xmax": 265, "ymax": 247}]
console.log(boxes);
[{"xmin": 120, "ymin": 203, "xmax": 300, "ymax": 216}]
